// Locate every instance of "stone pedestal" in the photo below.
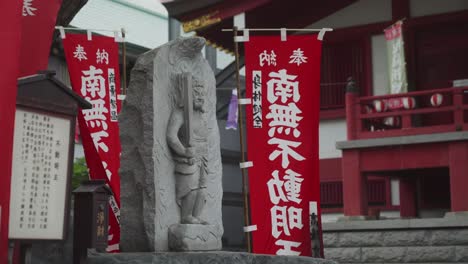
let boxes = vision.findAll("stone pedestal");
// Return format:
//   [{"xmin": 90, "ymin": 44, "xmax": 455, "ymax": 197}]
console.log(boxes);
[
  {"xmin": 88, "ymin": 251, "xmax": 338, "ymax": 264},
  {"xmin": 168, "ymin": 224, "xmax": 222, "ymax": 251}
]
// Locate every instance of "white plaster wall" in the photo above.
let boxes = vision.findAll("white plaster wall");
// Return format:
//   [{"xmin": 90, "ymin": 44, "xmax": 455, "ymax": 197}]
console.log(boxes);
[
  {"xmin": 410, "ymin": 0, "xmax": 468, "ymax": 17},
  {"xmin": 372, "ymin": 34, "xmax": 390, "ymax": 96},
  {"xmin": 391, "ymin": 179, "xmax": 400, "ymax": 206},
  {"xmin": 308, "ymin": 0, "xmax": 391, "ymax": 29},
  {"xmin": 319, "ymin": 119, "xmax": 347, "ymax": 159}
]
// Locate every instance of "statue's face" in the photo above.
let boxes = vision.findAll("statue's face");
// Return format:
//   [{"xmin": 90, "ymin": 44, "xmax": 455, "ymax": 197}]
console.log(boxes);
[
  {"xmin": 193, "ymin": 87, "xmax": 205, "ymax": 111},
  {"xmin": 193, "ymin": 79, "xmax": 206, "ymax": 111}
]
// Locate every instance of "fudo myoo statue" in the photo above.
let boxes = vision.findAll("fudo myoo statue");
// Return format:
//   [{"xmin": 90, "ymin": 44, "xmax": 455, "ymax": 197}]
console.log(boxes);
[
  {"xmin": 167, "ymin": 73, "xmax": 209, "ymax": 225},
  {"xmin": 120, "ymin": 36, "xmax": 222, "ymax": 252}
]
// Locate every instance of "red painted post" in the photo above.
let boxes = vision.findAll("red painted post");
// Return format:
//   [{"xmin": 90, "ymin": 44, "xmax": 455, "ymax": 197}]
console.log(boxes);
[
  {"xmin": 448, "ymin": 142, "xmax": 468, "ymax": 212},
  {"xmin": 0, "ymin": 2, "xmax": 22, "ymax": 263},
  {"xmin": 401, "ymin": 114, "xmax": 412, "ymax": 129},
  {"xmin": 399, "ymin": 177, "xmax": 417, "ymax": 218},
  {"xmin": 342, "ymin": 150, "xmax": 368, "ymax": 216},
  {"xmin": 346, "ymin": 77, "xmax": 359, "ymax": 140},
  {"xmin": 453, "ymin": 89, "xmax": 463, "ymax": 131}
]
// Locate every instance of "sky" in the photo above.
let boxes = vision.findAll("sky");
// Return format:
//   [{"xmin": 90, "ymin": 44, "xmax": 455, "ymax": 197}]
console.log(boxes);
[{"xmin": 70, "ymin": 0, "xmax": 169, "ymax": 48}]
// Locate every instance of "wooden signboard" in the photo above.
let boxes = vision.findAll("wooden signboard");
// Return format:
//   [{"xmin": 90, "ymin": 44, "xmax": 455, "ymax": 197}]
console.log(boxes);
[{"xmin": 8, "ymin": 108, "xmax": 72, "ymax": 240}]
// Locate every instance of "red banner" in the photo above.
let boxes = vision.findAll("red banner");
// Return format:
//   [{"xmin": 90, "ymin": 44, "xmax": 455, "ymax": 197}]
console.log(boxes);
[
  {"xmin": 244, "ymin": 35, "xmax": 323, "ymax": 256},
  {"xmin": 19, "ymin": 0, "xmax": 62, "ymax": 77},
  {"xmin": 63, "ymin": 33, "xmax": 122, "ymax": 252},
  {"xmin": 0, "ymin": 2, "xmax": 23, "ymax": 262}
]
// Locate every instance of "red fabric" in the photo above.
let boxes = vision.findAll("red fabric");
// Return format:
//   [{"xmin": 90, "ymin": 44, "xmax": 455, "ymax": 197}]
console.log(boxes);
[
  {"xmin": 384, "ymin": 21, "xmax": 402, "ymax": 40},
  {"xmin": 63, "ymin": 33, "xmax": 121, "ymax": 252},
  {"xmin": 244, "ymin": 35, "xmax": 323, "ymax": 256},
  {"xmin": 0, "ymin": 2, "xmax": 22, "ymax": 262},
  {"xmin": 19, "ymin": 0, "xmax": 62, "ymax": 77},
  {"xmin": 74, "ymin": 118, "xmax": 80, "ymax": 143}
]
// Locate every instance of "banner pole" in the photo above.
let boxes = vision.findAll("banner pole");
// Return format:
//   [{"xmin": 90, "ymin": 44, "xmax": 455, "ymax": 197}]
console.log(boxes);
[
  {"xmin": 233, "ymin": 26, "xmax": 252, "ymax": 253},
  {"xmin": 121, "ymin": 28, "xmax": 127, "ymax": 95}
]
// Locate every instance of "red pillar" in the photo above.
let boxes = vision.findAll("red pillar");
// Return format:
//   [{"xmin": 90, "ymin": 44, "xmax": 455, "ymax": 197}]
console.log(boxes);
[
  {"xmin": 399, "ymin": 177, "xmax": 417, "ymax": 218},
  {"xmin": 345, "ymin": 77, "xmax": 359, "ymax": 140},
  {"xmin": 0, "ymin": 2, "xmax": 22, "ymax": 263},
  {"xmin": 342, "ymin": 150, "xmax": 368, "ymax": 216},
  {"xmin": 448, "ymin": 142, "xmax": 468, "ymax": 212}
]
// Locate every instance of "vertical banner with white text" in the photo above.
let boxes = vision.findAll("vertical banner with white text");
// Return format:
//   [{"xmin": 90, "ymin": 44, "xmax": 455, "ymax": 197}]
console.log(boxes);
[
  {"xmin": 63, "ymin": 33, "xmax": 121, "ymax": 252},
  {"xmin": 19, "ymin": 0, "xmax": 62, "ymax": 77},
  {"xmin": 244, "ymin": 35, "xmax": 323, "ymax": 256},
  {"xmin": 385, "ymin": 20, "xmax": 407, "ymax": 95}
]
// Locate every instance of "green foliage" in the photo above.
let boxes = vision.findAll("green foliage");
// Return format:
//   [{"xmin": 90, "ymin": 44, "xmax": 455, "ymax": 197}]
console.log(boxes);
[{"xmin": 72, "ymin": 157, "xmax": 89, "ymax": 190}]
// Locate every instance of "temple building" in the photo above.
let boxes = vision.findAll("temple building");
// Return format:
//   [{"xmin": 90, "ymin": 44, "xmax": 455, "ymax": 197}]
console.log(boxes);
[{"xmin": 161, "ymin": 0, "xmax": 468, "ymax": 228}]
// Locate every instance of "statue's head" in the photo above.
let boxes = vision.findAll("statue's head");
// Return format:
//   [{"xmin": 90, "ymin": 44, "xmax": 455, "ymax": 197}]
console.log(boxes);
[{"xmin": 169, "ymin": 37, "xmax": 206, "ymax": 66}]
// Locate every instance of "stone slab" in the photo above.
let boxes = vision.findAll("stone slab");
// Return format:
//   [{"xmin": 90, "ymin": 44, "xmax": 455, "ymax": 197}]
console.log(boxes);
[
  {"xmin": 323, "ymin": 214, "xmax": 468, "ymax": 232},
  {"xmin": 431, "ymin": 229, "xmax": 468, "ymax": 245},
  {"xmin": 87, "ymin": 251, "xmax": 338, "ymax": 264},
  {"xmin": 336, "ymin": 131, "xmax": 468, "ymax": 150},
  {"xmin": 168, "ymin": 224, "xmax": 222, "ymax": 251},
  {"xmin": 338, "ymin": 232, "xmax": 384, "ymax": 247},
  {"xmin": 403, "ymin": 246, "xmax": 455, "ymax": 262},
  {"xmin": 382, "ymin": 230, "xmax": 428, "ymax": 246},
  {"xmin": 324, "ymin": 248, "xmax": 361, "ymax": 263},
  {"xmin": 361, "ymin": 247, "xmax": 406, "ymax": 263},
  {"xmin": 455, "ymin": 246, "xmax": 468, "ymax": 262}
]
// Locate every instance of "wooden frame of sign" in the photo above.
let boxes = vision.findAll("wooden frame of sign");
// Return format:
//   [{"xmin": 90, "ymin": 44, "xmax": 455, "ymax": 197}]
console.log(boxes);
[{"xmin": 8, "ymin": 71, "xmax": 91, "ymax": 241}]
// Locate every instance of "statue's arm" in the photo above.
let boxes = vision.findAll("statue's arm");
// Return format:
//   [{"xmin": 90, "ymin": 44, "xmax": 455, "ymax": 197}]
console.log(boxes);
[{"xmin": 167, "ymin": 110, "xmax": 188, "ymax": 157}]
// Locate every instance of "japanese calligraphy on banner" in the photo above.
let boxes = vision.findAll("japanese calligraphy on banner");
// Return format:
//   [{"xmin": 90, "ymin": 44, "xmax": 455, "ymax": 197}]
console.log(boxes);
[
  {"xmin": 19, "ymin": 0, "xmax": 62, "ymax": 77},
  {"xmin": 385, "ymin": 20, "xmax": 407, "ymax": 95},
  {"xmin": 62, "ymin": 33, "xmax": 121, "ymax": 252},
  {"xmin": 244, "ymin": 35, "xmax": 323, "ymax": 257}
]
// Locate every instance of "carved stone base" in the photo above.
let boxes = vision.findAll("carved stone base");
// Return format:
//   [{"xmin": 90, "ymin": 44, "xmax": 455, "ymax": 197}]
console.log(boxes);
[{"xmin": 168, "ymin": 224, "xmax": 222, "ymax": 251}]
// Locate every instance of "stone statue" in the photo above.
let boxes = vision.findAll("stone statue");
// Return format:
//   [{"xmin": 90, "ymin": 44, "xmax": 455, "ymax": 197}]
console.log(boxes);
[
  {"xmin": 119, "ymin": 36, "xmax": 223, "ymax": 252},
  {"xmin": 167, "ymin": 73, "xmax": 210, "ymax": 225}
]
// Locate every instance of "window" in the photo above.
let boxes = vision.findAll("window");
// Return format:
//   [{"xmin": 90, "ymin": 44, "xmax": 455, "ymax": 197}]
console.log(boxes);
[{"xmin": 320, "ymin": 39, "xmax": 366, "ymax": 110}]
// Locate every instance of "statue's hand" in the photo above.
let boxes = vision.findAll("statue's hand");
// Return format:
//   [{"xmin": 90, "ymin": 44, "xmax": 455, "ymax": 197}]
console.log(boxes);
[
  {"xmin": 188, "ymin": 158, "xmax": 195, "ymax": 165},
  {"xmin": 185, "ymin": 146, "xmax": 195, "ymax": 158}
]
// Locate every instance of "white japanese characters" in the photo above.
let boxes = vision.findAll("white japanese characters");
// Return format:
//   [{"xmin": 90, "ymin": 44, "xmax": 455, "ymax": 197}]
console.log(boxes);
[
  {"xmin": 259, "ymin": 50, "xmax": 277, "ymax": 67},
  {"xmin": 289, "ymin": 48, "xmax": 308, "ymax": 66},
  {"xmin": 22, "ymin": 0, "xmax": 37, "ymax": 16},
  {"xmin": 391, "ymin": 37, "xmax": 403, "ymax": 93},
  {"xmin": 74, "ymin": 45, "xmax": 88, "ymax": 61},
  {"xmin": 81, "ymin": 65, "xmax": 110, "ymax": 152},
  {"xmin": 257, "ymin": 46, "xmax": 309, "ymax": 256},
  {"xmin": 97, "ymin": 49, "xmax": 109, "ymax": 65}
]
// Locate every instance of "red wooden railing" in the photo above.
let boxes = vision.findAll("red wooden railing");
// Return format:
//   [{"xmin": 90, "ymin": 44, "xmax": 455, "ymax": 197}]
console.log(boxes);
[
  {"xmin": 320, "ymin": 180, "xmax": 386, "ymax": 207},
  {"xmin": 346, "ymin": 79, "xmax": 468, "ymax": 140}
]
